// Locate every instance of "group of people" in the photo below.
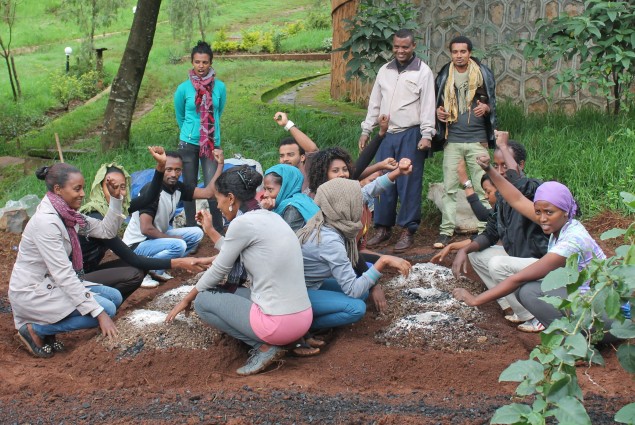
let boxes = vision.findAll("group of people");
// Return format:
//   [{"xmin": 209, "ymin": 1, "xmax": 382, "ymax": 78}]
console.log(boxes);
[{"xmin": 7, "ymin": 34, "xmax": 629, "ymax": 375}]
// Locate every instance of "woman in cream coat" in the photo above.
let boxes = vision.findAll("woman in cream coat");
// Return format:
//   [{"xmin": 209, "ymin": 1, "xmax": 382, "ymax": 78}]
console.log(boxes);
[{"xmin": 10, "ymin": 163, "xmax": 125, "ymax": 358}]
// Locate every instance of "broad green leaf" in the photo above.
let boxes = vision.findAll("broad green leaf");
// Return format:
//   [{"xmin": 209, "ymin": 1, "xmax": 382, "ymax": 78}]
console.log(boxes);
[
  {"xmin": 615, "ymin": 403, "xmax": 635, "ymax": 424},
  {"xmin": 526, "ymin": 411, "xmax": 546, "ymax": 425},
  {"xmin": 610, "ymin": 320, "xmax": 635, "ymax": 339},
  {"xmin": 540, "ymin": 333, "xmax": 565, "ymax": 348},
  {"xmin": 542, "ymin": 267, "xmax": 578, "ymax": 291},
  {"xmin": 500, "ymin": 360, "xmax": 544, "ymax": 383},
  {"xmin": 545, "ymin": 376, "xmax": 572, "ymax": 402},
  {"xmin": 601, "ymin": 228, "xmax": 627, "ymax": 240},
  {"xmin": 553, "ymin": 346, "xmax": 576, "ymax": 366},
  {"xmin": 616, "ymin": 245, "xmax": 633, "ymax": 260},
  {"xmin": 552, "ymin": 396, "xmax": 592, "ymax": 425},
  {"xmin": 605, "ymin": 287, "xmax": 622, "ymax": 318},
  {"xmin": 516, "ymin": 379, "xmax": 537, "ymax": 396},
  {"xmin": 617, "ymin": 344, "xmax": 635, "ymax": 373},
  {"xmin": 564, "ymin": 333, "xmax": 589, "ymax": 357},
  {"xmin": 622, "ymin": 192, "xmax": 635, "ymax": 209},
  {"xmin": 491, "ymin": 403, "xmax": 532, "ymax": 424}
]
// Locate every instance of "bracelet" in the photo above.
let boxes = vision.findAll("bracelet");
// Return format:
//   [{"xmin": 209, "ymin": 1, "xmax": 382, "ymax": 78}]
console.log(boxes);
[
  {"xmin": 462, "ymin": 180, "xmax": 473, "ymax": 190},
  {"xmin": 284, "ymin": 120, "xmax": 295, "ymax": 131}
]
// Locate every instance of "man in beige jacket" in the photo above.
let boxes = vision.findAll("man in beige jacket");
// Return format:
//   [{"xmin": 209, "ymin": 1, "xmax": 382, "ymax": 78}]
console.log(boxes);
[{"xmin": 359, "ymin": 28, "xmax": 436, "ymax": 253}]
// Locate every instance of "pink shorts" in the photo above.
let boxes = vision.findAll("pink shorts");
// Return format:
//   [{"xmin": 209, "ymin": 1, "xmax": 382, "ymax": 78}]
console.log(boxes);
[{"xmin": 249, "ymin": 304, "xmax": 313, "ymax": 346}]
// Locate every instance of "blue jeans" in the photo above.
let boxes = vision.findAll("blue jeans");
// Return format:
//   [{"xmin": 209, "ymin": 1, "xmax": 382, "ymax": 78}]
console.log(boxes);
[
  {"xmin": 32, "ymin": 285, "xmax": 122, "ymax": 337},
  {"xmin": 308, "ymin": 278, "xmax": 368, "ymax": 330},
  {"xmin": 133, "ymin": 226, "xmax": 203, "ymax": 274}
]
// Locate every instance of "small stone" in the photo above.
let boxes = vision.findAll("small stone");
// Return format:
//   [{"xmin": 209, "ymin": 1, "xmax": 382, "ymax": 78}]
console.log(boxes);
[{"xmin": 477, "ymin": 336, "xmax": 488, "ymax": 343}]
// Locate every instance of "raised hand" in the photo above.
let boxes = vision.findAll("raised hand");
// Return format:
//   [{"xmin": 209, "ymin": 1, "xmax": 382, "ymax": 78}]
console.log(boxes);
[
  {"xmin": 476, "ymin": 154, "xmax": 491, "ymax": 171},
  {"xmin": 380, "ymin": 157, "xmax": 398, "ymax": 171},
  {"xmin": 105, "ymin": 175, "xmax": 127, "ymax": 199},
  {"xmin": 494, "ymin": 130, "xmax": 509, "ymax": 147},
  {"xmin": 398, "ymin": 158, "xmax": 413, "ymax": 175},
  {"xmin": 274, "ymin": 112, "xmax": 289, "ymax": 126},
  {"xmin": 148, "ymin": 146, "xmax": 167, "ymax": 172}
]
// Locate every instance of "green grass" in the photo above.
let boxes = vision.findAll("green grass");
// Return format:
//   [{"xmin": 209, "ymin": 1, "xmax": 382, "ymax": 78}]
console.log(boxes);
[{"xmin": 279, "ymin": 28, "xmax": 331, "ymax": 52}]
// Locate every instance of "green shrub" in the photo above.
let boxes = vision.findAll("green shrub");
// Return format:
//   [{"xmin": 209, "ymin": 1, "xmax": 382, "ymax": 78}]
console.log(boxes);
[
  {"xmin": 50, "ymin": 70, "xmax": 102, "ymax": 110},
  {"xmin": 306, "ymin": 0, "xmax": 330, "ymax": 29},
  {"xmin": 284, "ymin": 21, "xmax": 304, "ymax": 36}
]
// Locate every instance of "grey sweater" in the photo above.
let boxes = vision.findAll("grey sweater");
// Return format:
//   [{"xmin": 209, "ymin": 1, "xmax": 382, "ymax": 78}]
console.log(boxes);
[{"xmin": 196, "ymin": 209, "xmax": 310, "ymax": 315}]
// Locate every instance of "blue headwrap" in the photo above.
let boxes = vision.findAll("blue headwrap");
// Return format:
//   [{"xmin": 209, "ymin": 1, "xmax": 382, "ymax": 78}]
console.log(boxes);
[
  {"xmin": 534, "ymin": 181, "xmax": 577, "ymax": 221},
  {"xmin": 265, "ymin": 164, "xmax": 319, "ymax": 222}
]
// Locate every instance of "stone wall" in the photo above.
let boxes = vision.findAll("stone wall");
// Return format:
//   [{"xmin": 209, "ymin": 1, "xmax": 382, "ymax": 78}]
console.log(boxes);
[{"xmin": 331, "ymin": 0, "xmax": 604, "ymax": 113}]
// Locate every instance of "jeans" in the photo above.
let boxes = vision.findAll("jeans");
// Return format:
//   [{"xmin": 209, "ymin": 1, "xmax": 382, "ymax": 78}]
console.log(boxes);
[
  {"xmin": 373, "ymin": 126, "xmax": 427, "ymax": 233},
  {"xmin": 83, "ymin": 259, "xmax": 145, "ymax": 301},
  {"xmin": 178, "ymin": 141, "xmax": 224, "ymax": 231},
  {"xmin": 440, "ymin": 142, "xmax": 489, "ymax": 236},
  {"xmin": 32, "ymin": 285, "xmax": 122, "ymax": 337},
  {"xmin": 308, "ymin": 278, "xmax": 368, "ymax": 330},
  {"xmin": 133, "ymin": 227, "xmax": 203, "ymax": 275}
]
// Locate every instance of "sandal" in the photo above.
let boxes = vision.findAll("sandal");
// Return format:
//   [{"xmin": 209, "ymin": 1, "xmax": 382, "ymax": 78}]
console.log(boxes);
[
  {"xmin": 17, "ymin": 324, "xmax": 53, "ymax": 358},
  {"xmin": 288, "ymin": 339, "xmax": 320, "ymax": 357},
  {"xmin": 44, "ymin": 335, "xmax": 66, "ymax": 352},
  {"xmin": 305, "ymin": 336, "xmax": 326, "ymax": 348}
]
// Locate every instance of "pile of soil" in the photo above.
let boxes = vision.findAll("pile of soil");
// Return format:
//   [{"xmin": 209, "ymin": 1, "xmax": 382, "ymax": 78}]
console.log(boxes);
[{"xmin": 0, "ymin": 220, "xmax": 632, "ymax": 423}]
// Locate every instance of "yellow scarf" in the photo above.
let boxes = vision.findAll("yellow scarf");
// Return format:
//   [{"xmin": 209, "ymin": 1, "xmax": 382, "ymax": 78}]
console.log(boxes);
[{"xmin": 443, "ymin": 59, "xmax": 483, "ymax": 138}]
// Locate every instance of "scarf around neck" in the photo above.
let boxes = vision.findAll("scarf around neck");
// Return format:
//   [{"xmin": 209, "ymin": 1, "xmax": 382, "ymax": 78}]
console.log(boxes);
[
  {"xmin": 443, "ymin": 58, "xmax": 483, "ymax": 137},
  {"xmin": 297, "ymin": 179, "xmax": 363, "ymax": 265},
  {"xmin": 189, "ymin": 68, "xmax": 216, "ymax": 159},
  {"xmin": 265, "ymin": 164, "xmax": 319, "ymax": 222},
  {"xmin": 47, "ymin": 192, "xmax": 86, "ymax": 275}
]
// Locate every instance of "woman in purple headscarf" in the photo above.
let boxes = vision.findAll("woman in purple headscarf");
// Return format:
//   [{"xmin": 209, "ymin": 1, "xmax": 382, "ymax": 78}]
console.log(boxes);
[{"xmin": 452, "ymin": 135, "xmax": 630, "ymax": 332}]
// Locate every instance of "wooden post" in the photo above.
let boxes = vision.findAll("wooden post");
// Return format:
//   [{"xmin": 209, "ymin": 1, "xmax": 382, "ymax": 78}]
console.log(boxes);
[{"xmin": 54, "ymin": 133, "xmax": 64, "ymax": 163}]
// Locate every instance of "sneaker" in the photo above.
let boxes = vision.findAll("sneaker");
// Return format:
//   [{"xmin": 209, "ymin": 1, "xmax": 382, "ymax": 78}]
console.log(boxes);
[
  {"xmin": 140, "ymin": 275, "xmax": 160, "ymax": 289},
  {"xmin": 149, "ymin": 271, "xmax": 174, "ymax": 282},
  {"xmin": 517, "ymin": 318, "xmax": 545, "ymax": 333},
  {"xmin": 433, "ymin": 234, "xmax": 451, "ymax": 249},
  {"xmin": 505, "ymin": 313, "xmax": 529, "ymax": 324},
  {"xmin": 236, "ymin": 346, "xmax": 286, "ymax": 376}
]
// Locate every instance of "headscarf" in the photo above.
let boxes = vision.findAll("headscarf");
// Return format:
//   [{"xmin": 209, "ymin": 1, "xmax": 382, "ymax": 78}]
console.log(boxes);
[
  {"xmin": 80, "ymin": 162, "xmax": 131, "ymax": 217},
  {"xmin": 189, "ymin": 68, "xmax": 216, "ymax": 159},
  {"xmin": 534, "ymin": 181, "xmax": 577, "ymax": 221},
  {"xmin": 443, "ymin": 58, "xmax": 483, "ymax": 138},
  {"xmin": 265, "ymin": 164, "xmax": 319, "ymax": 222},
  {"xmin": 297, "ymin": 179, "xmax": 363, "ymax": 265},
  {"xmin": 46, "ymin": 192, "xmax": 86, "ymax": 276}
]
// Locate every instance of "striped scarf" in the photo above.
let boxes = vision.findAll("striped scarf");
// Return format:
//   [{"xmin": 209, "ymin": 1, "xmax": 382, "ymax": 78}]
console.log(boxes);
[
  {"xmin": 189, "ymin": 68, "xmax": 216, "ymax": 159},
  {"xmin": 47, "ymin": 192, "xmax": 86, "ymax": 276},
  {"xmin": 442, "ymin": 58, "xmax": 483, "ymax": 138}
]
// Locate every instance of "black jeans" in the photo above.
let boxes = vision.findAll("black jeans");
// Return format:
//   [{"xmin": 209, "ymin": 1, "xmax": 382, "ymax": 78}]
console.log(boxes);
[{"xmin": 178, "ymin": 141, "xmax": 224, "ymax": 232}]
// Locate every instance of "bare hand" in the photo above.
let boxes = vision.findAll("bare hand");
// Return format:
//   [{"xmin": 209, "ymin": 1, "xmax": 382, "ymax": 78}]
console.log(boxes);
[
  {"xmin": 457, "ymin": 159, "xmax": 469, "ymax": 184},
  {"xmin": 452, "ymin": 288, "xmax": 477, "ymax": 306},
  {"xmin": 259, "ymin": 197, "xmax": 276, "ymax": 210},
  {"xmin": 494, "ymin": 130, "xmax": 509, "ymax": 147},
  {"xmin": 165, "ymin": 299, "xmax": 193, "ymax": 322},
  {"xmin": 417, "ymin": 138, "xmax": 431, "ymax": 151},
  {"xmin": 437, "ymin": 106, "xmax": 448, "ymax": 122},
  {"xmin": 172, "ymin": 257, "xmax": 208, "ymax": 273},
  {"xmin": 378, "ymin": 114, "xmax": 390, "ymax": 137},
  {"xmin": 105, "ymin": 175, "xmax": 127, "ymax": 199},
  {"xmin": 431, "ymin": 244, "xmax": 454, "ymax": 264},
  {"xmin": 196, "ymin": 209, "xmax": 213, "ymax": 232},
  {"xmin": 473, "ymin": 100, "xmax": 490, "ymax": 117},
  {"xmin": 369, "ymin": 285, "xmax": 387, "ymax": 313},
  {"xmin": 274, "ymin": 112, "xmax": 288, "ymax": 126},
  {"xmin": 476, "ymin": 154, "xmax": 491, "ymax": 171},
  {"xmin": 213, "ymin": 148, "xmax": 224, "ymax": 164},
  {"xmin": 358, "ymin": 134, "xmax": 369, "ymax": 151},
  {"xmin": 398, "ymin": 158, "xmax": 413, "ymax": 176},
  {"xmin": 380, "ymin": 157, "xmax": 398, "ymax": 171},
  {"xmin": 384, "ymin": 255, "xmax": 411, "ymax": 277},
  {"xmin": 451, "ymin": 249, "xmax": 469, "ymax": 278},
  {"xmin": 148, "ymin": 146, "xmax": 167, "ymax": 171},
  {"xmin": 97, "ymin": 312, "xmax": 118, "ymax": 338}
]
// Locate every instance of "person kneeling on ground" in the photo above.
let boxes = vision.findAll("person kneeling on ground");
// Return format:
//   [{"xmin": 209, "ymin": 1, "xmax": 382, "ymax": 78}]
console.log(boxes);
[
  {"xmin": 9, "ymin": 163, "xmax": 125, "ymax": 358},
  {"xmin": 452, "ymin": 154, "xmax": 631, "ymax": 336},
  {"xmin": 166, "ymin": 166, "xmax": 313, "ymax": 376},
  {"xmin": 298, "ymin": 178, "xmax": 411, "ymax": 334}
]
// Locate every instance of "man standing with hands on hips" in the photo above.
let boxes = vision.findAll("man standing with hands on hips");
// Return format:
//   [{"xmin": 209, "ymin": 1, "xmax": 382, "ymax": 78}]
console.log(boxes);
[
  {"xmin": 433, "ymin": 35, "xmax": 497, "ymax": 249},
  {"xmin": 359, "ymin": 28, "xmax": 436, "ymax": 253}
]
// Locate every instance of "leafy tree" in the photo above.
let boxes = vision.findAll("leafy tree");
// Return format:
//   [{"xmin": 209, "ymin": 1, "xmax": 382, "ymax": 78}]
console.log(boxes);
[
  {"xmin": 60, "ymin": 0, "xmax": 127, "ymax": 62},
  {"xmin": 523, "ymin": 0, "xmax": 635, "ymax": 115},
  {"xmin": 101, "ymin": 0, "xmax": 161, "ymax": 150},
  {"xmin": 336, "ymin": 0, "xmax": 420, "ymax": 82},
  {"xmin": 168, "ymin": 0, "xmax": 215, "ymax": 45},
  {"xmin": 492, "ymin": 191, "xmax": 635, "ymax": 424},
  {"xmin": 0, "ymin": 0, "xmax": 21, "ymax": 101}
]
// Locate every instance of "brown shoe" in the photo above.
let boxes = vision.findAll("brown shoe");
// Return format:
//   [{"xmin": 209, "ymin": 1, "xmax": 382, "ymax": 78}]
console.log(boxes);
[
  {"xmin": 366, "ymin": 226, "xmax": 392, "ymax": 248},
  {"xmin": 393, "ymin": 229, "xmax": 414, "ymax": 253}
]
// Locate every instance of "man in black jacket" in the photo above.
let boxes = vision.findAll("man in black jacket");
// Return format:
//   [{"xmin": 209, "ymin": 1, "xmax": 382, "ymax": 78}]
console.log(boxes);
[
  {"xmin": 434, "ymin": 36, "xmax": 497, "ymax": 249},
  {"xmin": 451, "ymin": 135, "xmax": 549, "ymax": 332}
]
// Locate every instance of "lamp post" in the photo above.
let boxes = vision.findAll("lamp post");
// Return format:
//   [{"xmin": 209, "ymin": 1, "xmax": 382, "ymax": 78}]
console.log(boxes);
[{"xmin": 64, "ymin": 46, "xmax": 72, "ymax": 74}]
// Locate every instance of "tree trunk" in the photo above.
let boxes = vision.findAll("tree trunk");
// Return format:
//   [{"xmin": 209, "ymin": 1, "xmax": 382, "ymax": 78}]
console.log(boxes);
[
  {"xmin": 3, "ymin": 54, "xmax": 17, "ymax": 101},
  {"xmin": 196, "ymin": 4, "xmax": 205, "ymax": 41},
  {"xmin": 10, "ymin": 54, "xmax": 21, "ymax": 97},
  {"xmin": 100, "ymin": 0, "xmax": 162, "ymax": 151}
]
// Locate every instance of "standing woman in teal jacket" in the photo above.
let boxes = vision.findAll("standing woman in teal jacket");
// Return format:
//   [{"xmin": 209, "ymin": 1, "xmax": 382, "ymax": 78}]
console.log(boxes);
[{"xmin": 175, "ymin": 40, "xmax": 227, "ymax": 231}]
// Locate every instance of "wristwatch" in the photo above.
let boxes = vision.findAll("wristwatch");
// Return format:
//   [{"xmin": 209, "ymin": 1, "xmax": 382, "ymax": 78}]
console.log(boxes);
[{"xmin": 462, "ymin": 180, "xmax": 473, "ymax": 190}]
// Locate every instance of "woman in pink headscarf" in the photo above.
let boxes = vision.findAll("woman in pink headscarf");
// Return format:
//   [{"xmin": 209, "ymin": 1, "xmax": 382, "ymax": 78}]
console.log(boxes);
[{"xmin": 452, "ymin": 137, "xmax": 630, "ymax": 331}]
